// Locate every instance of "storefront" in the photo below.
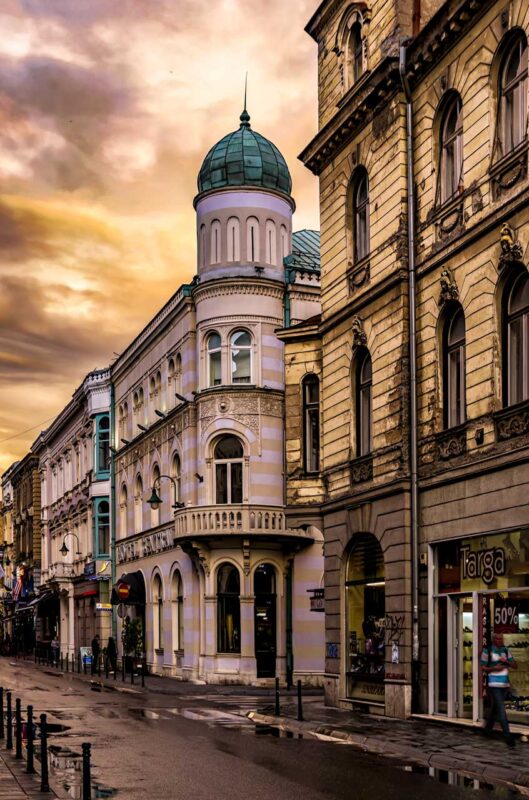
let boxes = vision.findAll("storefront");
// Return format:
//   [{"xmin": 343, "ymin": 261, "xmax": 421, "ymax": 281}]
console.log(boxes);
[
  {"xmin": 345, "ymin": 533, "xmax": 386, "ymax": 706},
  {"xmin": 429, "ymin": 528, "xmax": 529, "ymax": 727}
]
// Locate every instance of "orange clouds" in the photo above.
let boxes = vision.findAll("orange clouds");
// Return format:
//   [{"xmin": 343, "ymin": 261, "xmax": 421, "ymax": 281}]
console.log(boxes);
[{"xmin": 0, "ymin": 0, "xmax": 319, "ymax": 473}]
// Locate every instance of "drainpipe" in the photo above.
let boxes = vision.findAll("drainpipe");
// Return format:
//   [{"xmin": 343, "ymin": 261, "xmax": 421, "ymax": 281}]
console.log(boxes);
[
  {"xmin": 399, "ymin": 46, "xmax": 420, "ymax": 708},
  {"xmin": 110, "ymin": 380, "xmax": 117, "ymax": 642}
]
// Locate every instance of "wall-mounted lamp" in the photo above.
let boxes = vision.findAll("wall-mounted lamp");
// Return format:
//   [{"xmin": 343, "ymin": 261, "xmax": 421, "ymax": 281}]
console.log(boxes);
[{"xmin": 59, "ymin": 532, "xmax": 82, "ymax": 557}]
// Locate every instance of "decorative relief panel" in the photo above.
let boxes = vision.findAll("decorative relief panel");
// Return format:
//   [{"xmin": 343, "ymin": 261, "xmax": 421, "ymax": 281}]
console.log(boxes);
[
  {"xmin": 437, "ymin": 427, "xmax": 467, "ymax": 460},
  {"xmin": 498, "ymin": 223, "xmax": 524, "ymax": 272},
  {"xmin": 494, "ymin": 402, "xmax": 529, "ymax": 441},
  {"xmin": 350, "ymin": 453, "xmax": 373, "ymax": 484}
]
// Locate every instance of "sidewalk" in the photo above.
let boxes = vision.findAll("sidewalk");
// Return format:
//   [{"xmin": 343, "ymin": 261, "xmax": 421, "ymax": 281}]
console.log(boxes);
[
  {"xmin": 249, "ymin": 700, "xmax": 529, "ymax": 794},
  {"xmin": 0, "ymin": 750, "xmax": 57, "ymax": 799}
]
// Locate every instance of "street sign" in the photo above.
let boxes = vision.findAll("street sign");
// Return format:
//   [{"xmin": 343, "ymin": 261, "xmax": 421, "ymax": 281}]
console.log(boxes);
[
  {"xmin": 117, "ymin": 583, "xmax": 130, "ymax": 601},
  {"xmin": 308, "ymin": 587, "xmax": 324, "ymax": 612},
  {"xmin": 96, "ymin": 603, "xmax": 112, "ymax": 612},
  {"xmin": 117, "ymin": 603, "xmax": 125, "ymax": 619}
]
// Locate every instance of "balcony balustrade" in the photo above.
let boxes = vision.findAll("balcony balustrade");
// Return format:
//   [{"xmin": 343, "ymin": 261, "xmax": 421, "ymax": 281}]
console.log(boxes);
[{"xmin": 173, "ymin": 504, "xmax": 309, "ymax": 541}]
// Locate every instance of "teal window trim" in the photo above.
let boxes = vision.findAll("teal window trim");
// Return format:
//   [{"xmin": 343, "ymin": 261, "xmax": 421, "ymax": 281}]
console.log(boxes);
[
  {"xmin": 93, "ymin": 496, "xmax": 110, "ymax": 557},
  {"xmin": 94, "ymin": 413, "xmax": 111, "ymax": 480}
]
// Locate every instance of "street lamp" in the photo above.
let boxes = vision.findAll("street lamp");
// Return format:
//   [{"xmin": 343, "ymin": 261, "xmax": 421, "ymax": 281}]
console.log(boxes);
[
  {"xmin": 59, "ymin": 531, "xmax": 82, "ymax": 557},
  {"xmin": 146, "ymin": 474, "xmax": 184, "ymax": 512}
]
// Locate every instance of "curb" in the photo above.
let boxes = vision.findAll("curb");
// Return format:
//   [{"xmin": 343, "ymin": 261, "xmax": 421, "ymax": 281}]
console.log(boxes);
[{"xmin": 247, "ymin": 711, "xmax": 529, "ymax": 796}]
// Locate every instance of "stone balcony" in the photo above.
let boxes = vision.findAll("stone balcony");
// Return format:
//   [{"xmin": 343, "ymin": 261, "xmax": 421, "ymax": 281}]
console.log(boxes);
[
  {"xmin": 173, "ymin": 504, "xmax": 313, "ymax": 543},
  {"xmin": 45, "ymin": 560, "xmax": 84, "ymax": 582}
]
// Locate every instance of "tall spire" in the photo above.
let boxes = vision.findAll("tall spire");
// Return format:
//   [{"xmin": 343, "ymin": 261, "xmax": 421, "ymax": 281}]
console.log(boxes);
[{"xmin": 240, "ymin": 72, "xmax": 251, "ymax": 128}]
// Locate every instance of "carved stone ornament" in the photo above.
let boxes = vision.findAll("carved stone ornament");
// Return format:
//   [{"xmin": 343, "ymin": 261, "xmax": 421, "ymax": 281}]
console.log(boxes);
[
  {"xmin": 351, "ymin": 316, "xmax": 367, "ymax": 350},
  {"xmin": 499, "ymin": 223, "xmax": 524, "ymax": 271},
  {"xmin": 437, "ymin": 430, "xmax": 466, "ymax": 460},
  {"xmin": 495, "ymin": 405, "xmax": 529, "ymax": 441},
  {"xmin": 438, "ymin": 267, "xmax": 459, "ymax": 307},
  {"xmin": 350, "ymin": 454, "xmax": 373, "ymax": 484}
]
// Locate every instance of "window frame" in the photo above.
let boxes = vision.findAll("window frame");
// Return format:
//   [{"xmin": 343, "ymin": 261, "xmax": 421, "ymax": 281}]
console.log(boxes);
[
  {"xmin": 504, "ymin": 270, "xmax": 529, "ymax": 407},
  {"xmin": 207, "ymin": 332, "xmax": 222, "ymax": 387},
  {"xmin": 355, "ymin": 349, "xmax": 372, "ymax": 457},
  {"xmin": 172, "ymin": 570, "xmax": 184, "ymax": 652},
  {"xmin": 302, "ymin": 374, "xmax": 320, "ymax": 473},
  {"xmin": 94, "ymin": 413, "xmax": 111, "ymax": 479},
  {"xmin": 93, "ymin": 496, "xmax": 110, "ymax": 557},
  {"xmin": 352, "ymin": 169, "xmax": 370, "ymax": 263},
  {"xmin": 230, "ymin": 329, "xmax": 252, "ymax": 385},
  {"xmin": 213, "ymin": 435, "xmax": 244, "ymax": 505},
  {"xmin": 152, "ymin": 574, "xmax": 164, "ymax": 653},
  {"xmin": 499, "ymin": 33, "xmax": 528, "ymax": 158},
  {"xmin": 217, "ymin": 563, "xmax": 241, "ymax": 654},
  {"xmin": 439, "ymin": 94, "xmax": 463, "ymax": 204},
  {"xmin": 443, "ymin": 305, "xmax": 466, "ymax": 429}
]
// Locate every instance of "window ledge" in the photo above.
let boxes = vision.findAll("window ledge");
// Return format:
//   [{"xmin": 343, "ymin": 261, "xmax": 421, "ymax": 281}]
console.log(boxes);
[
  {"xmin": 436, "ymin": 423, "xmax": 467, "ymax": 460},
  {"xmin": 429, "ymin": 191, "xmax": 464, "ymax": 225},
  {"xmin": 154, "ymin": 648, "xmax": 164, "ymax": 656},
  {"xmin": 173, "ymin": 649, "xmax": 184, "ymax": 656},
  {"xmin": 349, "ymin": 453, "xmax": 373, "ymax": 484},
  {"xmin": 494, "ymin": 400, "xmax": 529, "ymax": 442},
  {"xmin": 346, "ymin": 257, "xmax": 370, "ymax": 294},
  {"xmin": 336, "ymin": 71, "xmax": 371, "ymax": 110},
  {"xmin": 490, "ymin": 140, "xmax": 528, "ymax": 199}
]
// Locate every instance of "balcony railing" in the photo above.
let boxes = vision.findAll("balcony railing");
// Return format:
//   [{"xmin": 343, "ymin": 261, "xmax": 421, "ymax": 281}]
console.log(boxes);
[
  {"xmin": 174, "ymin": 505, "xmax": 292, "ymax": 538},
  {"xmin": 46, "ymin": 561, "xmax": 83, "ymax": 580}
]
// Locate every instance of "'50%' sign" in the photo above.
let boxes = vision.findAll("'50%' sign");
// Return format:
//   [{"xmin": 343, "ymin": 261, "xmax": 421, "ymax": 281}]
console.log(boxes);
[{"xmin": 494, "ymin": 599, "xmax": 519, "ymax": 634}]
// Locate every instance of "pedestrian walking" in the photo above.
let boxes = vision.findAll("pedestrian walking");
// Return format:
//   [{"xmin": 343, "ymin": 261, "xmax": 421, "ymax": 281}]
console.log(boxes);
[
  {"xmin": 90, "ymin": 635, "xmax": 100, "ymax": 675},
  {"xmin": 50, "ymin": 636, "xmax": 59, "ymax": 667},
  {"xmin": 481, "ymin": 631, "xmax": 517, "ymax": 747},
  {"xmin": 106, "ymin": 636, "xmax": 117, "ymax": 674}
]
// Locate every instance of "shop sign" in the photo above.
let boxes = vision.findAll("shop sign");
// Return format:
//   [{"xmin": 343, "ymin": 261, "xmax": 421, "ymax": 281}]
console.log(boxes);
[
  {"xmin": 96, "ymin": 602, "xmax": 112, "ymax": 613},
  {"xmin": 494, "ymin": 598, "xmax": 519, "ymax": 634},
  {"xmin": 326, "ymin": 642, "xmax": 339, "ymax": 659},
  {"xmin": 460, "ymin": 545, "xmax": 506, "ymax": 585},
  {"xmin": 308, "ymin": 588, "xmax": 324, "ymax": 612},
  {"xmin": 84, "ymin": 562, "xmax": 96, "ymax": 577},
  {"xmin": 117, "ymin": 527, "xmax": 174, "ymax": 565},
  {"xmin": 349, "ymin": 680, "xmax": 385, "ymax": 702},
  {"xmin": 80, "ymin": 646, "xmax": 92, "ymax": 667}
]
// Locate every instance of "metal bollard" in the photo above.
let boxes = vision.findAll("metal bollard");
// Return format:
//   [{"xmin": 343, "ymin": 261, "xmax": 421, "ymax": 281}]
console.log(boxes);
[
  {"xmin": 275, "ymin": 677, "xmax": 280, "ymax": 716},
  {"xmin": 6, "ymin": 691, "xmax": 12, "ymax": 749},
  {"xmin": 61, "ymin": 653, "xmax": 64, "ymax": 671},
  {"xmin": 66, "ymin": 652, "xmax": 69, "ymax": 672},
  {"xmin": 130, "ymin": 661, "xmax": 134, "ymax": 685},
  {"xmin": 40, "ymin": 713, "xmax": 50, "ymax": 792},
  {"xmin": 121, "ymin": 657, "xmax": 125, "ymax": 682},
  {"xmin": 0, "ymin": 687, "xmax": 4, "ymax": 740},
  {"xmin": 141, "ymin": 657, "xmax": 145, "ymax": 688},
  {"xmin": 83, "ymin": 655, "xmax": 87, "ymax": 675},
  {"xmin": 15, "ymin": 698, "xmax": 22, "ymax": 758},
  {"xmin": 26, "ymin": 705, "xmax": 34, "ymax": 773},
  {"xmin": 72, "ymin": 653, "xmax": 75, "ymax": 673},
  {"xmin": 78, "ymin": 653, "xmax": 81, "ymax": 674},
  {"xmin": 105, "ymin": 655, "xmax": 109, "ymax": 679},
  {"xmin": 98, "ymin": 654, "xmax": 101, "ymax": 678},
  {"xmin": 297, "ymin": 680, "xmax": 303, "ymax": 722},
  {"xmin": 82, "ymin": 742, "xmax": 92, "ymax": 800}
]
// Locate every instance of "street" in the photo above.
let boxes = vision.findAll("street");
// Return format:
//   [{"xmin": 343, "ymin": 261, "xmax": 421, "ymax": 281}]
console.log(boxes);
[{"xmin": 0, "ymin": 659, "xmax": 512, "ymax": 800}]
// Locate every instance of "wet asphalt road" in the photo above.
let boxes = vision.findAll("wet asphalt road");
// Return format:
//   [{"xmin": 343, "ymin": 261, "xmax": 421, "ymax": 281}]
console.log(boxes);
[{"xmin": 0, "ymin": 660, "xmax": 511, "ymax": 800}]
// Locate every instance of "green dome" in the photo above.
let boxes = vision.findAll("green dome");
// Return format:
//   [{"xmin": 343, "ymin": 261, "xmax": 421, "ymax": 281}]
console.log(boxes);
[{"xmin": 198, "ymin": 110, "xmax": 292, "ymax": 197}]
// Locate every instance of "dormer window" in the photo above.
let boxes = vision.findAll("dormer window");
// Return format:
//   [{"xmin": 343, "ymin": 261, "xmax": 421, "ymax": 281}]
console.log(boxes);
[
  {"xmin": 337, "ymin": 9, "xmax": 368, "ymax": 93},
  {"xmin": 347, "ymin": 21, "xmax": 363, "ymax": 85}
]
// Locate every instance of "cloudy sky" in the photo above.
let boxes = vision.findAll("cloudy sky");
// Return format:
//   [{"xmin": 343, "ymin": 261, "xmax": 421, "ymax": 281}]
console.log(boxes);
[{"xmin": 0, "ymin": 0, "xmax": 319, "ymax": 474}]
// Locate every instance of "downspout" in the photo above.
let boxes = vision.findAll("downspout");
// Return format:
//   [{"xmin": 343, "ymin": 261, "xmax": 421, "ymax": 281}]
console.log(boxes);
[
  {"xmin": 110, "ymin": 380, "xmax": 117, "ymax": 642},
  {"xmin": 399, "ymin": 46, "xmax": 420, "ymax": 708}
]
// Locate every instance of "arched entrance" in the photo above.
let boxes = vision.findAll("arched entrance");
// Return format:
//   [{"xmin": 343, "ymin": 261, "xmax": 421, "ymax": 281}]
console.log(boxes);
[
  {"xmin": 254, "ymin": 564, "xmax": 276, "ymax": 678},
  {"xmin": 345, "ymin": 534, "xmax": 385, "ymax": 704}
]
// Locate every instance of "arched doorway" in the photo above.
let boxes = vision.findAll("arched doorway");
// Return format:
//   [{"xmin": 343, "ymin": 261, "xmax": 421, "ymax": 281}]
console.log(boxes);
[
  {"xmin": 254, "ymin": 564, "xmax": 276, "ymax": 678},
  {"xmin": 345, "ymin": 534, "xmax": 385, "ymax": 703}
]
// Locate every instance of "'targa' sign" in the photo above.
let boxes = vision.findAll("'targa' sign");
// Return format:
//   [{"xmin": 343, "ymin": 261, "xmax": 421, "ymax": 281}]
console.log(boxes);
[{"xmin": 460, "ymin": 544, "xmax": 506, "ymax": 585}]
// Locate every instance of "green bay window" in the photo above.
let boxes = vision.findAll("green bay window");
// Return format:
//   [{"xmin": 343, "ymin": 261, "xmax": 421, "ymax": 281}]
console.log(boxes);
[
  {"xmin": 93, "ymin": 497, "xmax": 110, "ymax": 556},
  {"xmin": 94, "ymin": 414, "xmax": 110, "ymax": 479}
]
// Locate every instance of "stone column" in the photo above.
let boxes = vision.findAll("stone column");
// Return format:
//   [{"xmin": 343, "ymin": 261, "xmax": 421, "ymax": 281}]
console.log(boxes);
[
  {"xmin": 68, "ymin": 588, "xmax": 75, "ymax": 656},
  {"xmin": 239, "ymin": 595, "xmax": 256, "ymax": 683}
]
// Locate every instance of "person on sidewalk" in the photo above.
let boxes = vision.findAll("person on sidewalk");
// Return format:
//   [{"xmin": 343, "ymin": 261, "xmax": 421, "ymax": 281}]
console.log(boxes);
[
  {"xmin": 91, "ymin": 634, "xmax": 100, "ymax": 675},
  {"xmin": 480, "ymin": 631, "xmax": 517, "ymax": 747},
  {"xmin": 50, "ymin": 635, "xmax": 59, "ymax": 667},
  {"xmin": 106, "ymin": 636, "xmax": 117, "ymax": 674}
]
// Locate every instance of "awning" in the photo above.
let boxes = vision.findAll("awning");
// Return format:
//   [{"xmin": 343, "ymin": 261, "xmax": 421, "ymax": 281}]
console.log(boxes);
[
  {"xmin": 111, "ymin": 571, "xmax": 145, "ymax": 605},
  {"xmin": 15, "ymin": 592, "xmax": 55, "ymax": 614}
]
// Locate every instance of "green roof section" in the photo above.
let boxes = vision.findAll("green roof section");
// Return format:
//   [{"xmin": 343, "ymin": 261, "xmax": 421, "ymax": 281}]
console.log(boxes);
[
  {"xmin": 198, "ymin": 110, "xmax": 292, "ymax": 197},
  {"xmin": 284, "ymin": 229, "xmax": 321, "ymax": 275}
]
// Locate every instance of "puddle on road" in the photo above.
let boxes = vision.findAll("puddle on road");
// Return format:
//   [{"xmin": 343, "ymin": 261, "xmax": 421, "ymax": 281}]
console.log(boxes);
[
  {"xmin": 400, "ymin": 765, "xmax": 518, "ymax": 796},
  {"xmin": 46, "ymin": 745, "xmax": 118, "ymax": 799},
  {"xmin": 129, "ymin": 707, "xmax": 304, "ymax": 738}
]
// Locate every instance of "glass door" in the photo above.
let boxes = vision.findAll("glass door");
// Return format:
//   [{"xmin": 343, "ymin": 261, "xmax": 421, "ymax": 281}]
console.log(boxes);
[{"xmin": 455, "ymin": 596, "xmax": 474, "ymax": 719}]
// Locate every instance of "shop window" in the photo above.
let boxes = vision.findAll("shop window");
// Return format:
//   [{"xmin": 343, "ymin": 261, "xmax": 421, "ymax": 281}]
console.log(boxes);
[
  {"xmin": 207, "ymin": 332, "xmax": 222, "ymax": 387},
  {"xmin": 152, "ymin": 574, "xmax": 163, "ymax": 652},
  {"xmin": 302, "ymin": 374, "xmax": 320, "ymax": 473},
  {"xmin": 443, "ymin": 305, "xmax": 466, "ymax": 428},
  {"xmin": 94, "ymin": 414, "xmax": 110, "ymax": 479},
  {"xmin": 217, "ymin": 563, "xmax": 241, "ymax": 653},
  {"xmin": 497, "ymin": 32, "xmax": 528, "ymax": 158},
  {"xmin": 230, "ymin": 330, "xmax": 252, "ymax": 384},
  {"xmin": 439, "ymin": 93, "xmax": 463, "ymax": 204},
  {"xmin": 345, "ymin": 534, "xmax": 385, "ymax": 700},
  {"xmin": 504, "ymin": 271, "xmax": 529, "ymax": 406},
  {"xmin": 93, "ymin": 497, "xmax": 110, "ymax": 556},
  {"xmin": 214, "ymin": 435, "xmax": 243, "ymax": 504},
  {"xmin": 351, "ymin": 168, "xmax": 369, "ymax": 263},
  {"xmin": 227, "ymin": 217, "xmax": 240, "ymax": 262},
  {"xmin": 171, "ymin": 570, "xmax": 184, "ymax": 652},
  {"xmin": 355, "ymin": 349, "xmax": 372, "ymax": 456}
]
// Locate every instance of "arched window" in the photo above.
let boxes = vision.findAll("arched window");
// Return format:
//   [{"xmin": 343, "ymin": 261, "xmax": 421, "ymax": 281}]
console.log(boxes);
[
  {"xmin": 265, "ymin": 220, "xmax": 277, "ymax": 265},
  {"xmin": 440, "ymin": 94, "xmax": 463, "ymax": 203},
  {"xmin": 168, "ymin": 358, "xmax": 175, "ymax": 383},
  {"xmin": 94, "ymin": 498, "xmax": 110, "ymax": 555},
  {"xmin": 280, "ymin": 225, "xmax": 289, "ymax": 259},
  {"xmin": 345, "ymin": 534, "xmax": 385, "ymax": 699},
  {"xmin": 170, "ymin": 453, "xmax": 181, "ymax": 504},
  {"xmin": 210, "ymin": 220, "xmax": 221, "ymax": 264},
  {"xmin": 499, "ymin": 33, "xmax": 528, "ymax": 157},
  {"xmin": 230, "ymin": 330, "xmax": 252, "ymax": 384},
  {"xmin": 152, "ymin": 574, "xmax": 163, "ymax": 652},
  {"xmin": 214, "ymin": 435, "xmax": 243, "ymax": 504},
  {"xmin": 217, "ymin": 564, "xmax": 240, "ymax": 653},
  {"xmin": 347, "ymin": 20, "xmax": 363, "ymax": 86},
  {"xmin": 120, "ymin": 484, "xmax": 128, "ymax": 535},
  {"xmin": 95, "ymin": 414, "xmax": 110, "ymax": 478},
  {"xmin": 352, "ymin": 169, "xmax": 369, "ymax": 262},
  {"xmin": 247, "ymin": 217, "xmax": 260, "ymax": 262},
  {"xmin": 199, "ymin": 223, "xmax": 206, "ymax": 268},
  {"xmin": 171, "ymin": 571, "xmax": 184, "ymax": 653},
  {"xmin": 156, "ymin": 370, "xmax": 161, "ymax": 393},
  {"xmin": 505, "ymin": 271, "xmax": 529, "ymax": 405},
  {"xmin": 302, "ymin": 375, "xmax": 320, "ymax": 473},
  {"xmin": 149, "ymin": 376, "xmax": 156, "ymax": 397},
  {"xmin": 443, "ymin": 306, "xmax": 466, "ymax": 428},
  {"xmin": 207, "ymin": 332, "xmax": 222, "ymax": 386},
  {"xmin": 150, "ymin": 465, "xmax": 161, "ymax": 527},
  {"xmin": 134, "ymin": 474, "xmax": 143, "ymax": 534},
  {"xmin": 355, "ymin": 350, "xmax": 372, "ymax": 456},
  {"xmin": 120, "ymin": 402, "xmax": 128, "ymax": 439},
  {"xmin": 227, "ymin": 217, "xmax": 241, "ymax": 262}
]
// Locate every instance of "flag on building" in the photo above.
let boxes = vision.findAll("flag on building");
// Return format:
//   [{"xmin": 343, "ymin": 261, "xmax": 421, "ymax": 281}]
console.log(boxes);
[{"xmin": 12, "ymin": 576, "xmax": 22, "ymax": 602}]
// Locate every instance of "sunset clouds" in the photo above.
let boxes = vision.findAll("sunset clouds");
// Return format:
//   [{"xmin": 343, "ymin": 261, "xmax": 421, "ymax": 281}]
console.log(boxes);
[{"xmin": 0, "ymin": 0, "xmax": 319, "ymax": 471}]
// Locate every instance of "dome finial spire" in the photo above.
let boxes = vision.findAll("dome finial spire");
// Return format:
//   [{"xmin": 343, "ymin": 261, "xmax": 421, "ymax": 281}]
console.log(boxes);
[{"xmin": 240, "ymin": 72, "xmax": 250, "ymax": 128}]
